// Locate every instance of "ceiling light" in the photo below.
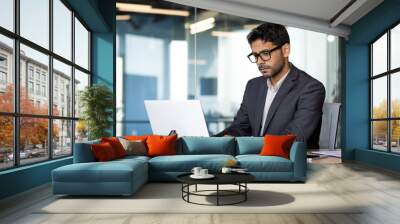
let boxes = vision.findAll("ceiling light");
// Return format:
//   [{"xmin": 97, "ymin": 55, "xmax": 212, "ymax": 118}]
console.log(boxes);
[
  {"xmin": 116, "ymin": 15, "xmax": 130, "ymax": 21},
  {"xmin": 189, "ymin": 17, "xmax": 215, "ymax": 34},
  {"xmin": 116, "ymin": 3, "xmax": 151, "ymax": 11},
  {"xmin": 211, "ymin": 31, "xmax": 233, "ymax": 37},
  {"xmin": 190, "ymin": 23, "xmax": 215, "ymax": 35},
  {"xmin": 327, "ymin": 35, "xmax": 336, "ymax": 42},
  {"xmin": 116, "ymin": 2, "xmax": 189, "ymax": 17},
  {"xmin": 189, "ymin": 17, "xmax": 215, "ymax": 30},
  {"xmin": 144, "ymin": 8, "xmax": 189, "ymax": 17}
]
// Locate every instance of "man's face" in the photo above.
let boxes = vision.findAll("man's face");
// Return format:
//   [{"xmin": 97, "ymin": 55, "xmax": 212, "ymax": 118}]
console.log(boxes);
[{"xmin": 250, "ymin": 39, "xmax": 290, "ymax": 78}]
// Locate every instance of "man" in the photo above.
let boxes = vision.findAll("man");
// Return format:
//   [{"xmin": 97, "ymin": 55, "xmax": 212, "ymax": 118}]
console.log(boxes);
[{"xmin": 216, "ymin": 22, "xmax": 325, "ymax": 149}]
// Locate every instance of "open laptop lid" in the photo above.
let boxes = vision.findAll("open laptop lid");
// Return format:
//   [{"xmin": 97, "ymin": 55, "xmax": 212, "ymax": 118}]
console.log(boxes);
[{"xmin": 144, "ymin": 100, "xmax": 210, "ymax": 137}]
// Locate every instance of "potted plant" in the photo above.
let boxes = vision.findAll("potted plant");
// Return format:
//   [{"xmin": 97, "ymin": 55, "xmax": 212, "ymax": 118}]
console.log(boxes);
[{"xmin": 79, "ymin": 84, "xmax": 114, "ymax": 140}]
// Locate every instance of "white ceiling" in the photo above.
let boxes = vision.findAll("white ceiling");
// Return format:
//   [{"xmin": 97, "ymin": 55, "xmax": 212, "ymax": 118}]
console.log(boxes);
[
  {"xmin": 226, "ymin": 0, "xmax": 353, "ymax": 23},
  {"xmin": 166, "ymin": 0, "xmax": 384, "ymax": 38}
]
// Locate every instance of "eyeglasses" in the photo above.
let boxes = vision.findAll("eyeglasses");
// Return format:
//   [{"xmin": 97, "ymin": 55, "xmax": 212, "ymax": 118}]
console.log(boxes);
[{"xmin": 247, "ymin": 42, "xmax": 287, "ymax": 63}]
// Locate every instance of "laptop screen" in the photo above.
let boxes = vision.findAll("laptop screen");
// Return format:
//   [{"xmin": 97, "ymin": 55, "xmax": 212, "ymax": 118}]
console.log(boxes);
[{"xmin": 144, "ymin": 100, "xmax": 210, "ymax": 137}]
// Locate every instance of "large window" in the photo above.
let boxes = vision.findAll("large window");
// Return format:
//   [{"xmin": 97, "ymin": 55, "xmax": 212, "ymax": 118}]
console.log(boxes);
[
  {"xmin": 0, "ymin": 0, "xmax": 91, "ymax": 171},
  {"xmin": 370, "ymin": 23, "xmax": 400, "ymax": 153}
]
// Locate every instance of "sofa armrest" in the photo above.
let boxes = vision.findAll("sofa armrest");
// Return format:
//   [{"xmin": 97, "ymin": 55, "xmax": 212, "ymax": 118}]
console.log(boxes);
[
  {"xmin": 73, "ymin": 140, "xmax": 100, "ymax": 163},
  {"xmin": 289, "ymin": 141, "xmax": 307, "ymax": 181}
]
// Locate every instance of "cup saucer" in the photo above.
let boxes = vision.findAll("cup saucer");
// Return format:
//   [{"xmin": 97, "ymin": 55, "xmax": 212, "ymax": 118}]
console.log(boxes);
[{"xmin": 190, "ymin": 174, "xmax": 215, "ymax": 179}]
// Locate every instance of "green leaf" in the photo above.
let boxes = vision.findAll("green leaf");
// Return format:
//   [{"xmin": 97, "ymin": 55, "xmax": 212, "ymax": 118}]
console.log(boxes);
[{"xmin": 79, "ymin": 84, "xmax": 114, "ymax": 140}]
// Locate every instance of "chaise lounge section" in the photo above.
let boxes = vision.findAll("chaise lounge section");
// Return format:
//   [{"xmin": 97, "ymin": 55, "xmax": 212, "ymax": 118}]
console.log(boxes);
[{"xmin": 52, "ymin": 140, "xmax": 149, "ymax": 196}]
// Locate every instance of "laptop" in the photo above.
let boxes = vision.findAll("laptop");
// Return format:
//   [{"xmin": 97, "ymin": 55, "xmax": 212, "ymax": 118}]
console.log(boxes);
[{"xmin": 144, "ymin": 100, "xmax": 210, "ymax": 137}]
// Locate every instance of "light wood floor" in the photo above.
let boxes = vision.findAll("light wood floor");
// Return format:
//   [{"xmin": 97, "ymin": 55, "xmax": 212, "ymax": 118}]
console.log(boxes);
[{"xmin": 1, "ymin": 158, "xmax": 400, "ymax": 224}]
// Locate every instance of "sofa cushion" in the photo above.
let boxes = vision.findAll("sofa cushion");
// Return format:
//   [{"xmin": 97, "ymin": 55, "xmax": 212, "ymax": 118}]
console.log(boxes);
[
  {"xmin": 148, "ymin": 154, "xmax": 235, "ymax": 172},
  {"xmin": 101, "ymin": 137, "xmax": 127, "ymax": 158},
  {"xmin": 178, "ymin": 137, "xmax": 235, "ymax": 155},
  {"xmin": 119, "ymin": 138, "xmax": 147, "ymax": 156},
  {"xmin": 147, "ymin": 135, "xmax": 178, "ymax": 157},
  {"xmin": 235, "ymin": 137, "xmax": 263, "ymax": 155},
  {"xmin": 260, "ymin": 134, "xmax": 296, "ymax": 159},
  {"xmin": 236, "ymin": 155, "xmax": 293, "ymax": 172},
  {"xmin": 52, "ymin": 158, "xmax": 147, "ymax": 183},
  {"xmin": 91, "ymin": 142, "xmax": 118, "ymax": 161}
]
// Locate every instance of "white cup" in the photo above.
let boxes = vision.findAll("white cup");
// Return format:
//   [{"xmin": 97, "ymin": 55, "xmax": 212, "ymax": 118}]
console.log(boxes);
[
  {"xmin": 191, "ymin": 167, "xmax": 202, "ymax": 176},
  {"xmin": 200, "ymin": 169, "xmax": 208, "ymax": 176},
  {"xmin": 221, "ymin": 167, "xmax": 232, "ymax": 174}
]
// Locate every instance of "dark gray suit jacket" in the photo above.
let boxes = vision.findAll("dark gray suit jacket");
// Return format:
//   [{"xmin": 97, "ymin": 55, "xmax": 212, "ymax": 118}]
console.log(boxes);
[{"xmin": 218, "ymin": 64, "xmax": 326, "ymax": 149}]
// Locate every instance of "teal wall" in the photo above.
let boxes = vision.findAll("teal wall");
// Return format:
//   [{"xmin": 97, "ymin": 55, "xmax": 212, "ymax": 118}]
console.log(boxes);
[
  {"xmin": 69, "ymin": 0, "xmax": 116, "ymax": 134},
  {"xmin": 92, "ymin": 33, "xmax": 114, "ymax": 87},
  {"xmin": 0, "ymin": 0, "xmax": 116, "ymax": 200},
  {"xmin": 343, "ymin": 0, "xmax": 400, "ymax": 172},
  {"xmin": 0, "ymin": 158, "xmax": 72, "ymax": 199},
  {"xmin": 91, "ymin": 0, "xmax": 116, "ymax": 135}
]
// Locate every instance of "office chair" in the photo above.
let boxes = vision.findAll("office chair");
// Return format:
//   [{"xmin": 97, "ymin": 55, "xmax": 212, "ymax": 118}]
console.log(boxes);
[
  {"xmin": 307, "ymin": 102, "xmax": 341, "ymax": 160},
  {"xmin": 319, "ymin": 102, "xmax": 341, "ymax": 149}
]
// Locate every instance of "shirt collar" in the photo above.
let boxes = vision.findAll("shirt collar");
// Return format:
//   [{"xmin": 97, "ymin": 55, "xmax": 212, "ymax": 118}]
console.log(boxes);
[{"xmin": 267, "ymin": 69, "xmax": 290, "ymax": 91}]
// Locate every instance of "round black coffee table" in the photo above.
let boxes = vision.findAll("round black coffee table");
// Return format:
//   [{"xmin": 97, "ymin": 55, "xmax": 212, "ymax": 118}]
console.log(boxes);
[{"xmin": 177, "ymin": 173, "xmax": 255, "ymax": 206}]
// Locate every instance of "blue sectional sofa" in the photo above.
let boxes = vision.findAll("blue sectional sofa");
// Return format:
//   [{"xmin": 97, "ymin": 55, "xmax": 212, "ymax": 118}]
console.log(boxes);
[{"xmin": 52, "ymin": 137, "xmax": 306, "ymax": 196}]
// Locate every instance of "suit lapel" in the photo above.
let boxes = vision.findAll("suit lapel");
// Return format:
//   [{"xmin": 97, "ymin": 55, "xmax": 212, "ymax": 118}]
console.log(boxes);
[
  {"xmin": 254, "ymin": 80, "xmax": 268, "ymax": 136},
  {"xmin": 261, "ymin": 67, "xmax": 299, "ymax": 136}
]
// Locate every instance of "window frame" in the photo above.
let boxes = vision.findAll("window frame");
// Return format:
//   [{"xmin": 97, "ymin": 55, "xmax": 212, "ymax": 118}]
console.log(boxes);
[
  {"xmin": 0, "ymin": 0, "xmax": 92, "ymax": 171},
  {"xmin": 370, "ymin": 19, "xmax": 400, "ymax": 154}
]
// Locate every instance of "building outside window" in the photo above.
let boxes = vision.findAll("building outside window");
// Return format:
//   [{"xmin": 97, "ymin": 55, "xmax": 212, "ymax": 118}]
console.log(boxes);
[
  {"xmin": 41, "ymin": 85, "xmax": 46, "ymax": 97},
  {"xmin": 0, "ymin": 54, "xmax": 7, "ymax": 88},
  {"xmin": 35, "ymin": 83, "xmax": 40, "ymax": 95},
  {"xmin": 54, "ymin": 88, "xmax": 58, "ymax": 103},
  {"xmin": 35, "ymin": 70, "xmax": 40, "ymax": 81},
  {"xmin": 0, "ymin": 54, "xmax": 7, "ymax": 67},
  {"xmin": 28, "ymin": 66, "xmax": 34, "ymax": 79},
  {"xmin": 28, "ymin": 81, "xmax": 34, "ymax": 94},
  {"xmin": 0, "ymin": 71, "xmax": 6, "ymax": 83}
]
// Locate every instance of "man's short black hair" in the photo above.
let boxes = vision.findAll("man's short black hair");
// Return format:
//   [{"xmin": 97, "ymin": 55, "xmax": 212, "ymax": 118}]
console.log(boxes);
[{"xmin": 247, "ymin": 22, "xmax": 290, "ymax": 46}]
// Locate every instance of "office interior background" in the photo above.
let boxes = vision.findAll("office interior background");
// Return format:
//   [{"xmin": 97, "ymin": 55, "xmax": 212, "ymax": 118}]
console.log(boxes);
[
  {"xmin": 0, "ymin": 0, "xmax": 399, "ymax": 201},
  {"xmin": 0, "ymin": 0, "xmax": 344, "ymax": 171},
  {"xmin": 115, "ymin": 0, "xmax": 341, "ymax": 137}
]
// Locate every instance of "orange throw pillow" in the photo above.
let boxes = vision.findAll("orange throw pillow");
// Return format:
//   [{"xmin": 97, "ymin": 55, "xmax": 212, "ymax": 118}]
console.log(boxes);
[
  {"xmin": 260, "ymin": 134, "xmax": 296, "ymax": 159},
  {"xmin": 91, "ymin": 142, "xmax": 117, "ymax": 162},
  {"xmin": 124, "ymin": 135, "xmax": 148, "ymax": 142},
  {"xmin": 101, "ymin": 137, "xmax": 127, "ymax": 158},
  {"xmin": 146, "ymin": 135, "xmax": 177, "ymax": 157}
]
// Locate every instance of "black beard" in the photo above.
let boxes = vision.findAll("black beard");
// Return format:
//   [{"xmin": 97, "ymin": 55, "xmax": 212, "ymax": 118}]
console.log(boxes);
[{"xmin": 259, "ymin": 61, "xmax": 284, "ymax": 78}]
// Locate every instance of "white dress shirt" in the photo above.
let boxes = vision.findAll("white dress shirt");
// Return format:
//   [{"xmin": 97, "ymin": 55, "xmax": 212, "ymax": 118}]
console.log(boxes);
[{"xmin": 259, "ymin": 70, "xmax": 290, "ymax": 136}]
